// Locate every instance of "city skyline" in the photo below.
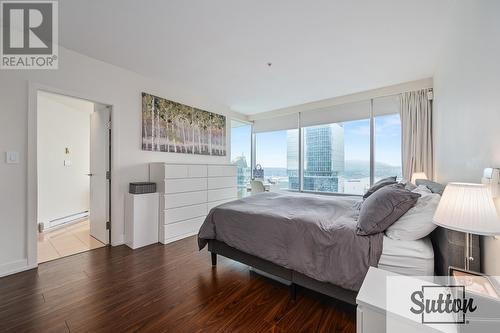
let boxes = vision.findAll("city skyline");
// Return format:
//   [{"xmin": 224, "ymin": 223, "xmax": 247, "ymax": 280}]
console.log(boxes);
[
  {"xmin": 231, "ymin": 114, "xmax": 402, "ymax": 195},
  {"xmin": 233, "ymin": 114, "xmax": 402, "ymax": 169}
]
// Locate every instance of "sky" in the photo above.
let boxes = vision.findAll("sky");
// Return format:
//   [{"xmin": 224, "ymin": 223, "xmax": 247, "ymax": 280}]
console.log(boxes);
[
  {"xmin": 231, "ymin": 123, "xmax": 252, "ymax": 162},
  {"xmin": 231, "ymin": 114, "xmax": 402, "ymax": 168}
]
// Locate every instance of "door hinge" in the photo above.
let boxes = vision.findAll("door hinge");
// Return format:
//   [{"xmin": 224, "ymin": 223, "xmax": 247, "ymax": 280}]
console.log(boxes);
[
  {"xmin": 106, "ymin": 221, "xmax": 111, "ymax": 230},
  {"xmin": 106, "ymin": 171, "xmax": 111, "ymax": 180}
]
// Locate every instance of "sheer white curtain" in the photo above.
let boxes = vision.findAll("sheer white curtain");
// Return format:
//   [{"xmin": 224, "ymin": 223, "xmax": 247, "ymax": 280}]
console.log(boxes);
[{"xmin": 399, "ymin": 89, "xmax": 433, "ymax": 181}]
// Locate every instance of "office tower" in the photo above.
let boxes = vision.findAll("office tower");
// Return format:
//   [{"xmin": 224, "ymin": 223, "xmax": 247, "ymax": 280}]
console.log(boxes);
[{"xmin": 287, "ymin": 124, "xmax": 345, "ymax": 192}]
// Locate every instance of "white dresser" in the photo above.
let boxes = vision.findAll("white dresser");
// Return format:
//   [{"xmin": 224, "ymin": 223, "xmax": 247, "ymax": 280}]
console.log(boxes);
[{"xmin": 149, "ymin": 163, "xmax": 238, "ymax": 244}]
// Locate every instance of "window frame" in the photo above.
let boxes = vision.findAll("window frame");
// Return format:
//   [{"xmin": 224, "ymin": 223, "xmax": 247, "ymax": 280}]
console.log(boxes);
[
  {"xmin": 242, "ymin": 95, "xmax": 402, "ymax": 197},
  {"xmin": 230, "ymin": 119, "xmax": 253, "ymax": 198},
  {"xmin": 252, "ymin": 128, "xmax": 300, "ymax": 191}
]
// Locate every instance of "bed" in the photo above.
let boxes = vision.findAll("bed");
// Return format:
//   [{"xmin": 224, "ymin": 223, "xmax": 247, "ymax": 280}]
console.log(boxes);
[
  {"xmin": 198, "ymin": 191, "xmax": 471, "ymax": 304},
  {"xmin": 378, "ymin": 235, "xmax": 434, "ymax": 276}
]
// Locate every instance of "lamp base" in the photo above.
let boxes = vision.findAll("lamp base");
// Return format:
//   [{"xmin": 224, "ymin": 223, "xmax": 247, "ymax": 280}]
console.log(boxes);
[{"xmin": 465, "ymin": 232, "xmax": 474, "ymax": 271}]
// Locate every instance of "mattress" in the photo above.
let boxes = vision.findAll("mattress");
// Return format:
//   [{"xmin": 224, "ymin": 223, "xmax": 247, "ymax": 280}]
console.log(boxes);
[
  {"xmin": 199, "ymin": 192, "xmax": 383, "ymax": 291},
  {"xmin": 378, "ymin": 235, "xmax": 434, "ymax": 276}
]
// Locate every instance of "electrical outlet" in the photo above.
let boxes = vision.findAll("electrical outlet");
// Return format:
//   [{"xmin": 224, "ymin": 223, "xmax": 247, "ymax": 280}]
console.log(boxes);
[{"xmin": 5, "ymin": 151, "xmax": 19, "ymax": 164}]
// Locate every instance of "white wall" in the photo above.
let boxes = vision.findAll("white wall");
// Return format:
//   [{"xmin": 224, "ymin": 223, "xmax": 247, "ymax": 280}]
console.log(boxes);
[
  {"xmin": 0, "ymin": 46, "xmax": 246, "ymax": 276},
  {"xmin": 37, "ymin": 92, "xmax": 93, "ymax": 225},
  {"xmin": 434, "ymin": 0, "xmax": 500, "ymax": 274}
]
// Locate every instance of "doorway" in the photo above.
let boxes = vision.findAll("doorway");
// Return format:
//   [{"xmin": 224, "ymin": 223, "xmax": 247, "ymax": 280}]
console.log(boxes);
[{"xmin": 36, "ymin": 91, "xmax": 112, "ymax": 263}]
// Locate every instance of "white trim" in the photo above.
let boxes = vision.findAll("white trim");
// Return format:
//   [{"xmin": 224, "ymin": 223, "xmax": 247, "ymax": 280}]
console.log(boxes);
[
  {"xmin": 248, "ymin": 78, "xmax": 433, "ymax": 121},
  {"xmin": 161, "ymin": 231, "xmax": 198, "ymax": 245},
  {"xmin": 252, "ymin": 113, "xmax": 298, "ymax": 133},
  {"xmin": 299, "ymin": 99, "xmax": 370, "ymax": 128},
  {"xmin": 27, "ymin": 82, "xmax": 117, "ymax": 273},
  {"xmin": 0, "ymin": 259, "xmax": 36, "ymax": 278},
  {"xmin": 111, "ymin": 234, "xmax": 125, "ymax": 246},
  {"xmin": 230, "ymin": 117, "xmax": 253, "ymax": 126}
]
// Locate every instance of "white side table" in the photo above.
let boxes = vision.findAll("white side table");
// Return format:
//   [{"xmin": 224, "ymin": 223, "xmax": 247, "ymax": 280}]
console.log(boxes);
[
  {"xmin": 125, "ymin": 192, "xmax": 159, "ymax": 249},
  {"xmin": 356, "ymin": 266, "xmax": 391, "ymax": 333},
  {"xmin": 357, "ymin": 267, "xmax": 451, "ymax": 333}
]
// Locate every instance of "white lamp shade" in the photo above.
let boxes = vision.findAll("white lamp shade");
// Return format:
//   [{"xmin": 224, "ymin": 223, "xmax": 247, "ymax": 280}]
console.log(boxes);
[
  {"xmin": 433, "ymin": 183, "xmax": 500, "ymax": 236},
  {"xmin": 411, "ymin": 172, "xmax": 428, "ymax": 184}
]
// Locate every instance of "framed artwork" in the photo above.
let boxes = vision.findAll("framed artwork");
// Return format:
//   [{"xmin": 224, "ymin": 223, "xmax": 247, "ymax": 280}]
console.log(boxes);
[
  {"xmin": 449, "ymin": 266, "xmax": 500, "ymax": 299},
  {"xmin": 142, "ymin": 92, "xmax": 226, "ymax": 156}
]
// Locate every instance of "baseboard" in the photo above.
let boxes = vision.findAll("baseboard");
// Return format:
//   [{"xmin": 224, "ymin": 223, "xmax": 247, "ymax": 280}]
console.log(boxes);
[
  {"xmin": 111, "ymin": 234, "xmax": 125, "ymax": 246},
  {"xmin": 0, "ymin": 259, "xmax": 37, "ymax": 278},
  {"xmin": 160, "ymin": 230, "xmax": 197, "ymax": 245}
]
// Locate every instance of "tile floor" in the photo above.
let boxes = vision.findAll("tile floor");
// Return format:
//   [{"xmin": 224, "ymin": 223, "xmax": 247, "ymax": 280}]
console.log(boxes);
[{"xmin": 38, "ymin": 219, "xmax": 106, "ymax": 263}]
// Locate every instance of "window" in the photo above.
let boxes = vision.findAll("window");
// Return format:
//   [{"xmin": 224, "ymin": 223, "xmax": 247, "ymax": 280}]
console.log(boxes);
[
  {"xmin": 249, "ymin": 95, "xmax": 403, "ymax": 196},
  {"xmin": 231, "ymin": 120, "xmax": 251, "ymax": 198},
  {"xmin": 302, "ymin": 119, "xmax": 370, "ymax": 195},
  {"xmin": 255, "ymin": 129, "xmax": 299, "ymax": 190},
  {"xmin": 373, "ymin": 95, "xmax": 402, "ymax": 182},
  {"xmin": 374, "ymin": 114, "xmax": 402, "ymax": 181}
]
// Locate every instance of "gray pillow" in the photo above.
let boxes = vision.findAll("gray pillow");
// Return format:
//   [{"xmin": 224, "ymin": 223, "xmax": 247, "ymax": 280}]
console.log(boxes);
[
  {"xmin": 403, "ymin": 181, "xmax": 417, "ymax": 191},
  {"xmin": 416, "ymin": 179, "xmax": 445, "ymax": 195},
  {"xmin": 362, "ymin": 176, "xmax": 397, "ymax": 199},
  {"xmin": 357, "ymin": 183, "xmax": 421, "ymax": 236}
]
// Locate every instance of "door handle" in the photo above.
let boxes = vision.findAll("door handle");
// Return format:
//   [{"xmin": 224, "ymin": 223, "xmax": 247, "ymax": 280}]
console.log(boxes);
[{"xmin": 86, "ymin": 173, "xmax": 94, "ymax": 176}]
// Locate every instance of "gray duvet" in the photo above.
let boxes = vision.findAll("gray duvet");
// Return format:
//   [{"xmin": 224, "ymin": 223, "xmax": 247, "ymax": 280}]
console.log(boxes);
[{"xmin": 198, "ymin": 192, "xmax": 383, "ymax": 291}]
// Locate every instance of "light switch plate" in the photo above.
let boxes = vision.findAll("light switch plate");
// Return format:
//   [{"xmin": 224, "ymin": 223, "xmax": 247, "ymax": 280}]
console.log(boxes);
[
  {"xmin": 64, "ymin": 159, "xmax": 72, "ymax": 166},
  {"xmin": 6, "ymin": 151, "xmax": 19, "ymax": 164}
]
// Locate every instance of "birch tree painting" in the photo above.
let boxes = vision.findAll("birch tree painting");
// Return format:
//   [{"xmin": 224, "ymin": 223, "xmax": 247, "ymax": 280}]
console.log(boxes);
[{"xmin": 142, "ymin": 93, "xmax": 226, "ymax": 156}]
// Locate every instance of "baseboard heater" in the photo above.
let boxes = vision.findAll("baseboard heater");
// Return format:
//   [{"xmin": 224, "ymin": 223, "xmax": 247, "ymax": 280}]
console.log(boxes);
[{"xmin": 39, "ymin": 211, "xmax": 89, "ymax": 232}]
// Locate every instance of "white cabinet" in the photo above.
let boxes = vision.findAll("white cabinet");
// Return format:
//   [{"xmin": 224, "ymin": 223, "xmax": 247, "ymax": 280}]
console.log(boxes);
[
  {"xmin": 356, "ymin": 267, "xmax": 389, "ymax": 333},
  {"xmin": 356, "ymin": 267, "xmax": 441, "ymax": 333},
  {"xmin": 150, "ymin": 163, "xmax": 237, "ymax": 244},
  {"xmin": 124, "ymin": 192, "xmax": 159, "ymax": 249}
]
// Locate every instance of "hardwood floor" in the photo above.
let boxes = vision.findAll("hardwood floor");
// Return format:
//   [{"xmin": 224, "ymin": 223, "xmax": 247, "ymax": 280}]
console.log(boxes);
[{"xmin": 0, "ymin": 236, "xmax": 355, "ymax": 333}]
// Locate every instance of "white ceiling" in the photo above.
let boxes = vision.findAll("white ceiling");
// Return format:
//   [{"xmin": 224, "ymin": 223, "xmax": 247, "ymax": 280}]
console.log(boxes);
[{"xmin": 59, "ymin": 0, "xmax": 451, "ymax": 115}]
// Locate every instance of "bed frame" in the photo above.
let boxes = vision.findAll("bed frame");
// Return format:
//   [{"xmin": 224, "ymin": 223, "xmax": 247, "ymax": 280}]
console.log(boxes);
[
  {"xmin": 207, "ymin": 227, "xmax": 479, "ymax": 305},
  {"xmin": 209, "ymin": 239, "xmax": 358, "ymax": 304}
]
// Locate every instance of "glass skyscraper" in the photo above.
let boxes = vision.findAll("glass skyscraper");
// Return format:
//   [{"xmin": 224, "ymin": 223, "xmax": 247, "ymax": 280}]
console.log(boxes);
[
  {"xmin": 286, "ymin": 124, "xmax": 345, "ymax": 192},
  {"xmin": 233, "ymin": 155, "xmax": 251, "ymax": 198}
]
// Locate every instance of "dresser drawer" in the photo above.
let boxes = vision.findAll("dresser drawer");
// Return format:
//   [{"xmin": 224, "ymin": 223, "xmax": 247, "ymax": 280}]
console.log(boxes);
[
  {"xmin": 163, "ymin": 164, "xmax": 188, "ymax": 179},
  {"xmin": 207, "ymin": 198, "xmax": 236, "ymax": 212},
  {"xmin": 163, "ymin": 164, "xmax": 208, "ymax": 179},
  {"xmin": 163, "ymin": 191, "xmax": 207, "ymax": 209},
  {"xmin": 207, "ymin": 176, "xmax": 237, "ymax": 190},
  {"xmin": 160, "ymin": 217, "xmax": 205, "ymax": 243},
  {"xmin": 162, "ymin": 203, "xmax": 207, "ymax": 224},
  {"xmin": 207, "ymin": 165, "xmax": 237, "ymax": 177},
  {"xmin": 207, "ymin": 187, "xmax": 237, "ymax": 202},
  {"xmin": 164, "ymin": 178, "xmax": 207, "ymax": 194}
]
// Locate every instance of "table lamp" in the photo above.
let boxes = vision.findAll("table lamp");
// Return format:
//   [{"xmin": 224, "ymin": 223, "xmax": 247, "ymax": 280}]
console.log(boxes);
[
  {"xmin": 433, "ymin": 183, "xmax": 500, "ymax": 270},
  {"xmin": 411, "ymin": 172, "xmax": 427, "ymax": 185}
]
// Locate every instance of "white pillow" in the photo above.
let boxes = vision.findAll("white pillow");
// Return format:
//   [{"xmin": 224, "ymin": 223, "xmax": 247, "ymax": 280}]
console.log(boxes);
[
  {"xmin": 411, "ymin": 185, "xmax": 433, "ymax": 197},
  {"xmin": 385, "ymin": 193, "xmax": 440, "ymax": 241}
]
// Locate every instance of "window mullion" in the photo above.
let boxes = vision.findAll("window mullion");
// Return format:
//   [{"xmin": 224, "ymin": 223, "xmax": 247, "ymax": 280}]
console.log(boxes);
[
  {"xmin": 369, "ymin": 99, "xmax": 375, "ymax": 186},
  {"xmin": 298, "ymin": 112, "xmax": 303, "ymax": 192}
]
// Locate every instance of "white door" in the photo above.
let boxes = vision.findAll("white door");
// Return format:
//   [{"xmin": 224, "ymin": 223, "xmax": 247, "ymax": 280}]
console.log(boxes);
[{"xmin": 89, "ymin": 105, "xmax": 110, "ymax": 244}]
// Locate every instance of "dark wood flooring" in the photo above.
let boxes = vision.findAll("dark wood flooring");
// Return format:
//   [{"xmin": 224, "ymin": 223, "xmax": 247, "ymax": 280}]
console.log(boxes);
[{"xmin": 0, "ymin": 236, "xmax": 355, "ymax": 333}]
